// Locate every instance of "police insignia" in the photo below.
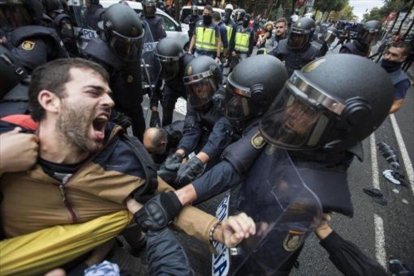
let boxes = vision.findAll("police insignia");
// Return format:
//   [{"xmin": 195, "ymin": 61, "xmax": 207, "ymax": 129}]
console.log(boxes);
[
  {"xmin": 21, "ymin": 41, "xmax": 35, "ymax": 51},
  {"xmin": 283, "ymin": 230, "xmax": 305, "ymax": 252},
  {"xmin": 127, "ymin": 75, "xmax": 134, "ymax": 83},
  {"xmin": 251, "ymin": 132, "xmax": 265, "ymax": 149}
]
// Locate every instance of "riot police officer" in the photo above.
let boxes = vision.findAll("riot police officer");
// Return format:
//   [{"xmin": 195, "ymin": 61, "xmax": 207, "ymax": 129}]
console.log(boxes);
[
  {"xmin": 142, "ymin": 0, "xmax": 167, "ymax": 42},
  {"xmin": 183, "ymin": 5, "xmax": 200, "ymax": 41},
  {"xmin": 188, "ymin": 5, "xmax": 221, "ymax": 61},
  {"xmin": 135, "ymin": 54, "xmax": 394, "ymax": 275},
  {"xmin": 151, "ymin": 38, "xmax": 194, "ymax": 127},
  {"xmin": 159, "ymin": 56, "xmax": 234, "ymax": 187},
  {"xmin": 141, "ymin": 0, "xmax": 167, "ymax": 127},
  {"xmin": 222, "ymin": 4, "xmax": 236, "ymax": 59},
  {"xmin": 0, "ymin": 0, "xmax": 69, "ymax": 73},
  {"xmin": 273, "ymin": 16, "xmax": 320, "ymax": 76},
  {"xmin": 82, "ymin": 3, "xmax": 146, "ymax": 140},
  {"xmin": 312, "ymin": 25, "xmax": 337, "ymax": 56},
  {"xmin": 234, "ymin": 9, "xmax": 246, "ymax": 26},
  {"xmin": 0, "ymin": 45, "xmax": 30, "ymax": 118},
  {"xmin": 232, "ymin": 13, "xmax": 255, "ymax": 61},
  {"xmin": 84, "ymin": 0, "xmax": 104, "ymax": 30},
  {"xmin": 340, "ymin": 20, "xmax": 381, "ymax": 57},
  {"xmin": 38, "ymin": 0, "xmax": 79, "ymax": 56}
]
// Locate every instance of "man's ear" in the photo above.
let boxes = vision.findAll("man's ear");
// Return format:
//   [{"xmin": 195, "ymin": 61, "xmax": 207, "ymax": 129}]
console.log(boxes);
[{"xmin": 38, "ymin": 90, "xmax": 61, "ymax": 114}]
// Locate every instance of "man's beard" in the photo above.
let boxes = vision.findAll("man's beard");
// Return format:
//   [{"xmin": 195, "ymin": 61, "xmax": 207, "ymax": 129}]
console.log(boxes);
[{"xmin": 56, "ymin": 102, "xmax": 103, "ymax": 153}]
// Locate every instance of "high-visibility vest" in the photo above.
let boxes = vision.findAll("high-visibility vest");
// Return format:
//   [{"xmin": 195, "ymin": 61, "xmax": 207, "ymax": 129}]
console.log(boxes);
[
  {"xmin": 195, "ymin": 23, "xmax": 217, "ymax": 53},
  {"xmin": 235, "ymin": 30, "xmax": 250, "ymax": 53},
  {"xmin": 221, "ymin": 24, "xmax": 233, "ymax": 51}
]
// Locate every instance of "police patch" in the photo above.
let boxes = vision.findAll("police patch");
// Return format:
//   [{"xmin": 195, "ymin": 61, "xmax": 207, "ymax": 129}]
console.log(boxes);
[
  {"xmin": 21, "ymin": 41, "xmax": 35, "ymax": 51},
  {"xmin": 251, "ymin": 132, "xmax": 266, "ymax": 149},
  {"xmin": 283, "ymin": 230, "xmax": 305, "ymax": 252}
]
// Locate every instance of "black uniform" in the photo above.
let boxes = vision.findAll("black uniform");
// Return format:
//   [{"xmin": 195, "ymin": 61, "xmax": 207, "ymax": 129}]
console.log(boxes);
[
  {"xmin": 340, "ymin": 40, "xmax": 369, "ymax": 57},
  {"xmin": 83, "ymin": 38, "xmax": 145, "ymax": 139},
  {"xmin": 184, "ymin": 14, "xmax": 201, "ymax": 40},
  {"xmin": 9, "ymin": 25, "xmax": 69, "ymax": 73},
  {"xmin": 274, "ymin": 38, "xmax": 320, "ymax": 76},
  {"xmin": 150, "ymin": 53, "xmax": 194, "ymax": 126},
  {"xmin": 177, "ymin": 97, "xmax": 234, "ymax": 166}
]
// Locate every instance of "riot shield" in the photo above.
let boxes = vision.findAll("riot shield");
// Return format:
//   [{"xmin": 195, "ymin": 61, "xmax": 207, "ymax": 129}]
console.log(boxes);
[
  {"xmin": 212, "ymin": 145, "xmax": 323, "ymax": 276},
  {"xmin": 141, "ymin": 19, "xmax": 161, "ymax": 97}
]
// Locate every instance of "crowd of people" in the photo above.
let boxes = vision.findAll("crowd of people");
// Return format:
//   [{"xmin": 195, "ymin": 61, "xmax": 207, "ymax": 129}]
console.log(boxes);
[{"xmin": 0, "ymin": 0, "xmax": 413, "ymax": 275}]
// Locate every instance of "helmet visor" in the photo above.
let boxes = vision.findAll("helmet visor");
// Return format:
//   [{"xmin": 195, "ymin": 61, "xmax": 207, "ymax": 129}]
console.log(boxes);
[
  {"xmin": 184, "ymin": 72, "xmax": 217, "ymax": 109},
  {"xmin": 288, "ymin": 32, "xmax": 308, "ymax": 49},
  {"xmin": 109, "ymin": 29, "xmax": 144, "ymax": 60},
  {"xmin": 324, "ymin": 31, "xmax": 336, "ymax": 45},
  {"xmin": 260, "ymin": 85, "xmax": 330, "ymax": 150},
  {"xmin": 223, "ymin": 81, "xmax": 251, "ymax": 121}
]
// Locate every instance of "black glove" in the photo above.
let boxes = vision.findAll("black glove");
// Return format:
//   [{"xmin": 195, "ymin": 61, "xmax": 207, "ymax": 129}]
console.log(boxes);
[
  {"xmin": 134, "ymin": 192, "xmax": 183, "ymax": 232},
  {"xmin": 157, "ymin": 153, "xmax": 184, "ymax": 185},
  {"xmin": 176, "ymin": 156, "xmax": 205, "ymax": 186},
  {"xmin": 150, "ymin": 110, "xmax": 161, "ymax": 127},
  {"xmin": 212, "ymin": 89, "xmax": 226, "ymax": 112},
  {"xmin": 164, "ymin": 153, "xmax": 184, "ymax": 170}
]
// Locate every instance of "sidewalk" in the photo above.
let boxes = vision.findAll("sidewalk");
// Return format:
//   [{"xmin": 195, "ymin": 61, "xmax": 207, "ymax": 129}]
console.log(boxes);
[{"xmin": 406, "ymin": 64, "xmax": 414, "ymax": 84}]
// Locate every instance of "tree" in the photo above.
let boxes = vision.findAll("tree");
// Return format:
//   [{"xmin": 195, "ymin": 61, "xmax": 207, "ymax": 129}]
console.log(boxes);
[{"xmin": 314, "ymin": 0, "xmax": 348, "ymax": 13}]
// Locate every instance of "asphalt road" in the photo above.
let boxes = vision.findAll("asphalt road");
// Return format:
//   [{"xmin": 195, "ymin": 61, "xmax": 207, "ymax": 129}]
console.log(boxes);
[{"xmin": 142, "ymin": 50, "xmax": 414, "ymax": 275}]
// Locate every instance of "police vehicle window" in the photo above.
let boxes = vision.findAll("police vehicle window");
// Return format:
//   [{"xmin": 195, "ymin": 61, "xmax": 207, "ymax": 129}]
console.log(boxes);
[{"xmin": 161, "ymin": 15, "xmax": 177, "ymax": 31}]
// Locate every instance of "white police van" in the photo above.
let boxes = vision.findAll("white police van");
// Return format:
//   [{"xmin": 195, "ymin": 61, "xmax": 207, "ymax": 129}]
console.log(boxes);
[{"xmin": 68, "ymin": 0, "xmax": 189, "ymax": 49}]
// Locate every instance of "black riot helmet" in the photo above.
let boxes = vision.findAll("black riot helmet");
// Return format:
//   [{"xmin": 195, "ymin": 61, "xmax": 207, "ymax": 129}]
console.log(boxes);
[
  {"xmin": 288, "ymin": 17, "xmax": 316, "ymax": 50},
  {"xmin": 224, "ymin": 55, "xmax": 288, "ymax": 124},
  {"xmin": 42, "ymin": 0, "xmax": 63, "ymax": 17},
  {"xmin": 143, "ymin": 0, "xmax": 157, "ymax": 18},
  {"xmin": 0, "ymin": 46, "xmax": 27, "ymax": 99},
  {"xmin": 99, "ymin": 3, "xmax": 144, "ymax": 60},
  {"xmin": 183, "ymin": 56, "xmax": 222, "ymax": 110},
  {"xmin": 235, "ymin": 9, "xmax": 245, "ymax": 22},
  {"xmin": 357, "ymin": 20, "xmax": 381, "ymax": 46},
  {"xmin": 155, "ymin": 38, "xmax": 184, "ymax": 81},
  {"xmin": 242, "ymin": 13, "xmax": 251, "ymax": 28},
  {"xmin": 323, "ymin": 26, "xmax": 337, "ymax": 45},
  {"xmin": 260, "ymin": 54, "xmax": 394, "ymax": 152}
]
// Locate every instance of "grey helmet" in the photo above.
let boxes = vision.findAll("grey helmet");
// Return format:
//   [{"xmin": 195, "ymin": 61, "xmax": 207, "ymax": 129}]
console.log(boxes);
[{"xmin": 260, "ymin": 54, "xmax": 394, "ymax": 152}]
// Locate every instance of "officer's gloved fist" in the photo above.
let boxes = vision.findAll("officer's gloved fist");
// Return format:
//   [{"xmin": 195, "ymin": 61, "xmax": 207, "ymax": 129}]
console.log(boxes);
[
  {"xmin": 164, "ymin": 152, "xmax": 184, "ymax": 170},
  {"xmin": 212, "ymin": 89, "xmax": 226, "ymax": 112},
  {"xmin": 176, "ymin": 156, "xmax": 205, "ymax": 186},
  {"xmin": 150, "ymin": 110, "xmax": 161, "ymax": 127},
  {"xmin": 134, "ymin": 192, "xmax": 183, "ymax": 232},
  {"xmin": 157, "ymin": 153, "xmax": 184, "ymax": 185}
]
